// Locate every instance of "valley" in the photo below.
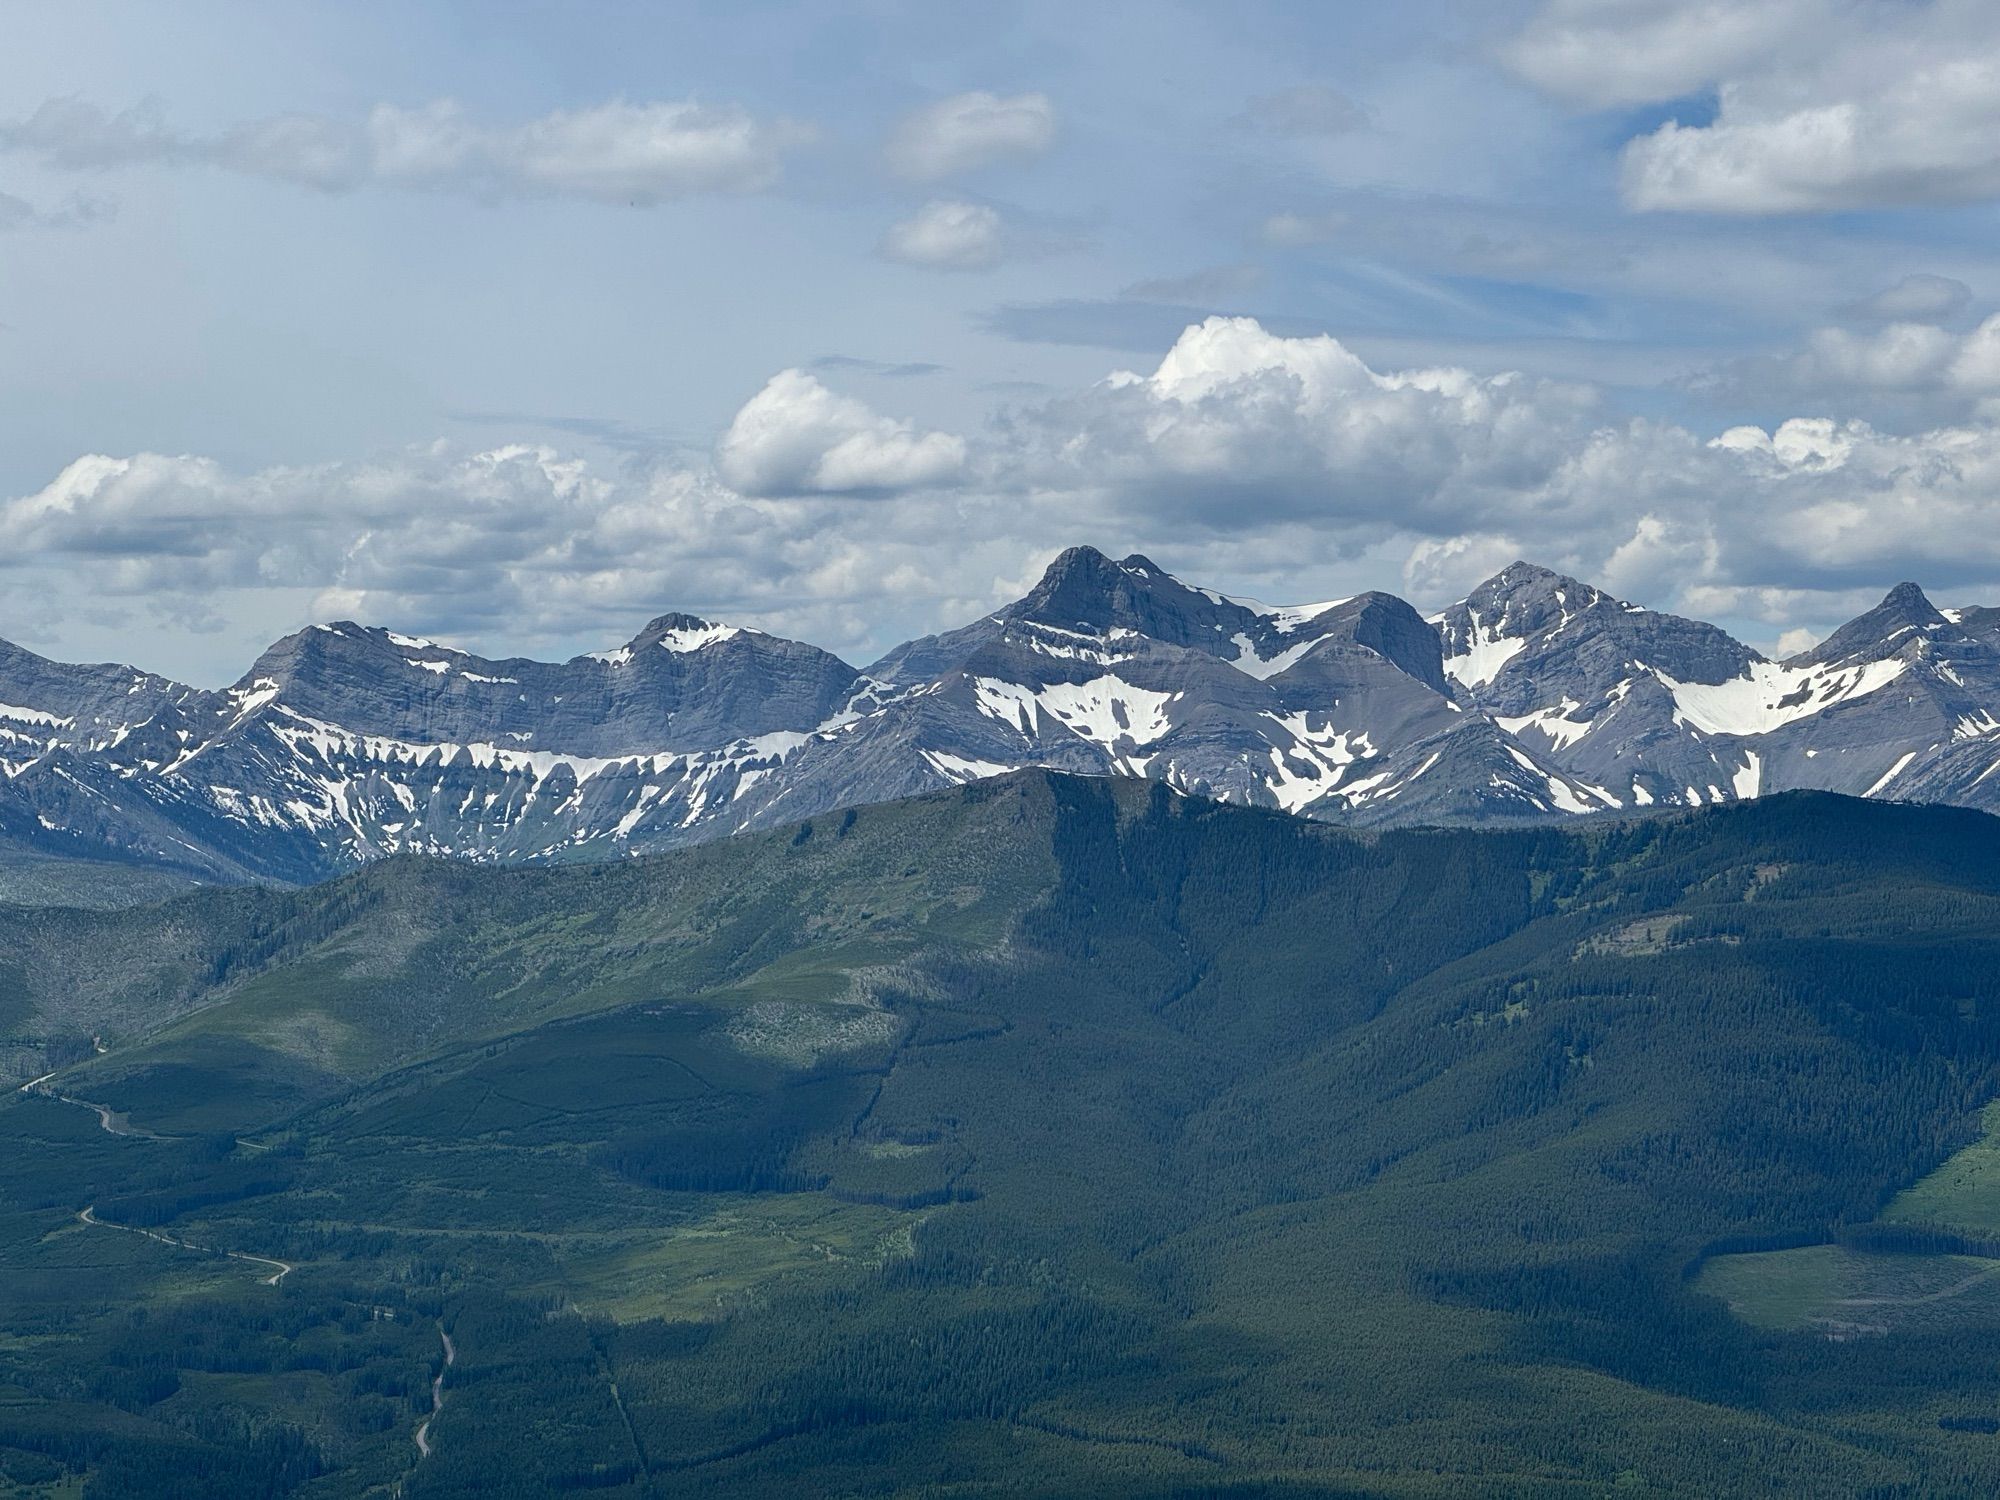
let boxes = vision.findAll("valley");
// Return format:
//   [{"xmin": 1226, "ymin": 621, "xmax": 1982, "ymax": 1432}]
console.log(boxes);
[{"xmin": 6, "ymin": 776, "xmax": 2000, "ymax": 1494}]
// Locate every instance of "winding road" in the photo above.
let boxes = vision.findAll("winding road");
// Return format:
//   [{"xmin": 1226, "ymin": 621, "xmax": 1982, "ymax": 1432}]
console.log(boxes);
[
  {"xmin": 14, "ymin": 1077, "xmax": 170, "ymax": 1139},
  {"xmin": 414, "ymin": 1325, "xmax": 457, "ymax": 1458},
  {"xmin": 63, "ymin": 1094, "xmax": 167, "ymax": 1138},
  {"xmin": 77, "ymin": 1205, "xmax": 295, "ymax": 1286}
]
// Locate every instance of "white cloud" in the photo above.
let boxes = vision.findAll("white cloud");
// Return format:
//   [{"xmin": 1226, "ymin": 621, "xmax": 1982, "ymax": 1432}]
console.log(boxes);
[
  {"xmin": 0, "ymin": 96, "xmax": 813, "ymax": 203},
  {"xmin": 14, "ymin": 321, "xmax": 2000, "ymax": 672},
  {"xmin": 1696, "ymin": 312, "xmax": 2000, "ymax": 409},
  {"xmin": 392, "ymin": 100, "xmax": 809, "ymax": 202},
  {"xmin": 1623, "ymin": 68, "xmax": 2000, "ymax": 213},
  {"xmin": 0, "ymin": 440, "xmax": 1003, "ymax": 668},
  {"xmin": 1011, "ymin": 316, "xmax": 1603, "ymax": 536},
  {"xmin": 1501, "ymin": 0, "xmax": 1827, "ymax": 110},
  {"xmin": 1785, "ymin": 323, "xmax": 1966, "ymax": 392},
  {"xmin": 714, "ymin": 370, "xmax": 967, "ymax": 496},
  {"xmin": 219, "ymin": 113, "xmax": 368, "ymax": 190},
  {"xmin": 1504, "ymin": 0, "xmax": 2000, "ymax": 215},
  {"xmin": 1003, "ymin": 317, "xmax": 2000, "ymax": 612},
  {"xmin": 884, "ymin": 92, "xmax": 1056, "ymax": 181},
  {"xmin": 879, "ymin": 199, "xmax": 1006, "ymax": 270}
]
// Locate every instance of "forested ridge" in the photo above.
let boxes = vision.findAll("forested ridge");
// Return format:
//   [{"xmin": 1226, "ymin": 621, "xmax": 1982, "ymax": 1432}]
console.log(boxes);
[{"xmin": 6, "ymin": 773, "xmax": 2000, "ymax": 1495}]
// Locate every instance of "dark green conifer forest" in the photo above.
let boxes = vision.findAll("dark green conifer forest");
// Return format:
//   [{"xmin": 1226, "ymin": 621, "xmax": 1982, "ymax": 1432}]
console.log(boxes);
[{"xmin": 7, "ymin": 772, "xmax": 2000, "ymax": 1496}]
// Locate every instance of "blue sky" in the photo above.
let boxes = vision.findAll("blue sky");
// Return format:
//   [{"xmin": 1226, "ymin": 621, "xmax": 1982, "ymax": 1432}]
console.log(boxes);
[{"xmin": 8, "ymin": 0, "xmax": 2000, "ymax": 681}]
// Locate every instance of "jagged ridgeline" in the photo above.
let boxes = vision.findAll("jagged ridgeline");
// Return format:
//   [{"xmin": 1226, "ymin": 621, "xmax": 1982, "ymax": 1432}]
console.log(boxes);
[
  {"xmin": 8, "ymin": 774, "xmax": 2000, "ymax": 1494},
  {"xmin": 4, "ymin": 547, "xmax": 2000, "ymax": 889}
]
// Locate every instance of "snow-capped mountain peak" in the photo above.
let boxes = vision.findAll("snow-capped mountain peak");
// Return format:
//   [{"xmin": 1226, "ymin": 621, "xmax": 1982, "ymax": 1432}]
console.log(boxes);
[{"xmin": 7, "ymin": 552, "xmax": 2000, "ymax": 883}]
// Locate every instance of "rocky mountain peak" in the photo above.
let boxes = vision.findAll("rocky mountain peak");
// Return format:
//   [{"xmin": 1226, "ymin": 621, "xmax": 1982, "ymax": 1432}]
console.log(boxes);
[
  {"xmin": 1015, "ymin": 546, "xmax": 1183, "ymax": 630},
  {"xmin": 1455, "ymin": 562, "xmax": 1606, "ymax": 630},
  {"xmin": 1795, "ymin": 581, "xmax": 1961, "ymax": 667},
  {"xmin": 1006, "ymin": 546, "xmax": 1251, "ymax": 659},
  {"xmin": 621, "ymin": 612, "xmax": 749, "ymax": 659}
]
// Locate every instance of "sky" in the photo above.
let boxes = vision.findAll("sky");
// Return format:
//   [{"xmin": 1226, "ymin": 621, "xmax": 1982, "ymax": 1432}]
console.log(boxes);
[{"xmin": 8, "ymin": 0, "xmax": 2000, "ymax": 682}]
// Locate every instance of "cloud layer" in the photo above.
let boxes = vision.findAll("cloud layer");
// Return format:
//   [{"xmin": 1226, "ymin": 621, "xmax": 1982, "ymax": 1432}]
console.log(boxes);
[
  {"xmin": 14, "ymin": 319, "xmax": 2000, "ymax": 673},
  {"xmin": 0, "ymin": 96, "xmax": 813, "ymax": 202}
]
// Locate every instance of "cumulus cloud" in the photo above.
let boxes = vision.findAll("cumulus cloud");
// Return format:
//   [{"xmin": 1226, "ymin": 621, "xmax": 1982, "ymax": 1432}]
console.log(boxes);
[
  {"xmin": 1500, "ymin": 0, "xmax": 2000, "ymax": 214},
  {"xmin": 1624, "ymin": 63, "xmax": 2000, "ymax": 213},
  {"xmin": 878, "ymin": 198, "xmax": 1007, "ymax": 270},
  {"xmin": 14, "ymin": 320, "xmax": 2000, "ymax": 673},
  {"xmin": 713, "ymin": 370, "xmax": 967, "ymax": 496},
  {"xmin": 884, "ymin": 92, "xmax": 1056, "ymax": 181},
  {"xmin": 1009, "ymin": 316, "xmax": 1603, "ymax": 537},
  {"xmin": 1695, "ymin": 311, "xmax": 2000, "ymax": 413},
  {"xmin": 0, "ymin": 96, "xmax": 813, "ymax": 202},
  {"xmin": 1000, "ymin": 317, "xmax": 2000, "ymax": 612}
]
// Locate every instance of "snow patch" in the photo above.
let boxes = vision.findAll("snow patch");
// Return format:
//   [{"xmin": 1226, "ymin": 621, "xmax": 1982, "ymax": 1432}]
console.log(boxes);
[
  {"xmin": 658, "ymin": 621, "xmax": 741, "ymax": 653},
  {"xmin": 1863, "ymin": 750, "xmax": 1919, "ymax": 798},
  {"xmin": 1731, "ymin": 749, "xmax": 1763, "ymax": 799},
  {"xmin": 1228, "ymin": 632, "xmax": 1326, "ymax": 681},
  {"xmin": 1955, "ymin": 711, "xmax": 2000, "ymax": 740},
  {"xmin": 921, "ymin": 749, "xmax": 1016, "ymax": 783},
  {"xmin": 1228, "ymin": 595, "xmax": 1351, "ymax": 635},
  {"xmin": 1442, "ymin": 611, "xmax": 1529, "ymax": 689},
  {"xmin": 970, "ymin": 674, "xmax": 1175, "ymax": 751},
  {"xmin": 1260, "ymin": 712, "xmax": 1374, "ymax": 811},
  {"xmin": 0, "ymin": 702, "xmax": 71, "ymax": 728},
  {"xmin": 387, "ymin": 632, "xmax": 461, "ymax": 653},
  {"xmin": 1656, "ymin": 657, "xmax": 1908, "ymax": 737},
  {"xmin": 1494, "ymin": 699, "xmax": 1594, "ymax": 751}
]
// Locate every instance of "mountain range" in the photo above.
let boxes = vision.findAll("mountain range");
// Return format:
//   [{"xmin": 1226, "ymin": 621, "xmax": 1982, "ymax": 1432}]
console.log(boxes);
[{"xmin": 5, "ymin": 544, "xmax": 1999, "ymax": 885}]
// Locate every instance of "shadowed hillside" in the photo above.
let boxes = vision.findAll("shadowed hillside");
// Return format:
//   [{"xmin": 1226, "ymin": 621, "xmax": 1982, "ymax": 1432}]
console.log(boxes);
[{"xmin": 7, "ymin": 774, "xmax": 2000, "ymax": 1495}]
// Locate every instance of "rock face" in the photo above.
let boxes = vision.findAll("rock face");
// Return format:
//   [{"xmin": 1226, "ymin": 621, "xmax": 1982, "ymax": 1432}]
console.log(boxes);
[{"xmin": 4, "ymin": 546, "xmax": 1999, "ymax": 882}]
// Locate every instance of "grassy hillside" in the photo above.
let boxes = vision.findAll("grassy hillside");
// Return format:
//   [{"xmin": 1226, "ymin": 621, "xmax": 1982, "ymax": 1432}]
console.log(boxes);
[{"xmin": 6, "ymin": 774, "xmax": 2000, "ymax": 1496}]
